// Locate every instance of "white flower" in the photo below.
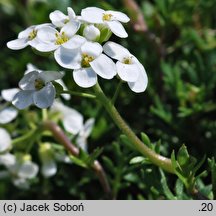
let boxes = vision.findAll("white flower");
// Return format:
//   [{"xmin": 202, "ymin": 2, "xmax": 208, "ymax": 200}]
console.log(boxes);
[
  {"xmin": 103, "ymin": 41, "xmax": 148, "ymax": 93},
  {"xmin": 0, "ymin": 153, "xmax": 16, "ymax": 167},
  {"xmin": 0, "ymin": 88, "xmax": 19, "ymax": 124},
  {"xmin": 12, "ymin": 70, "xmax": 63, "ymax": 109},
  {"xmin": 7, "ymin": 23, "xmax": 52, "ymax": 50},
  {"xmin": 0, "ymin": 128, "xmax": 12, "ymax": 152},
  {"xmin": 81, "ymin": 7, "xmax": 130, "ymax": 38},
  {"xmin": 52, "ymin": 101, "xmax": 83, "ymax": 134},
  {"xmin": 11, "ymin": 159, "xmax": 39, "ymax": 189},
  {"xmin": 55, "ymin": 41, "xmax": 116, "ymax": 87},
  {"xmin": 39, "ymin": 143, "xmax": 57, "ymax": 178},
  {"xmin": 49, "ymin": 7, "xmax": 79, "ymax": 28},
  {"xmin": 35, "ymin": 22, "xmax": 83, "ymax": 53},
  {"xmin": 0, "ymin": 153, "xmax": 39, "ymax": 189},
  {"xmin": 25, "ymin": 63, "xmax": 71, "ymax": 100},
  {"xmin": 51, "ymin": 101, "xmax": 94, "ymax": 151},
  {"xmin": 83, "ymin": 24, "xmax": 100, "ymax": 41}
]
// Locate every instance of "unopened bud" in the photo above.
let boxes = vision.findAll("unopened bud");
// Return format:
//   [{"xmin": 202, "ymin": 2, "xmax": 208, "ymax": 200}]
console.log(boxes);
[{"xmin": 83, "ymin": 24, "xmax": 100, "ymax": 41}]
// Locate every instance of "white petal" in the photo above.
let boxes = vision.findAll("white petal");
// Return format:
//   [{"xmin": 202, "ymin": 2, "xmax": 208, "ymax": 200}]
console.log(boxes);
[
  {"xmin": 19, "ymin": 71, "xmax": 39, "ymax": 90},
  {"xmin": 103, "ymin": 41, "xmax": 130, "ymax": 61},
  {"xmin": 108, "ymin": 11, "xmax": 130, "ymax": 22},
  {"xmin": 35, "ymin": 42, "xmax": 59, "ymax": 52},
  {"xmin": 128, "ymin": 63, "xmax": 148, "ymax": 93},
  {"xmin": 18, "ymin": 26, "xmax": 35, "ymax": 38},
  {"xmin": 38, "ymin": 71, "xmax": 64, "ymax": 83},
  {"xmin": 0, "ymin": 107, "xmax": 18, "ymax": 124},
  {"xmin": 37, "ymin": 26, "xmax": 57, "ymax": 43},
  {"xmin": 0, "ymin": 153, "xmax": 16, "ymax": 167},
  {"xmin": 81, "ymin": 41, "xmax": 102, "ymax": 58},
  {"xmin": 49, "ymin": 10, "xmax": 68, "ymax": 27},
  {"xmin": 12, "ymin": 90, "xmax": 34, "ymax": 110},
  {"xmin": 73, "ymin": 68, "xmax": 97, "ymax": 88},
  {"xmin": 116, "ymin": 61, "xmax": 140, "ymax": 82},
  {"xmin": 25, "ymin": 63, "xmax": 39, "ymax": 75},
  {"xmin": 68, "ymin": 7, "xmax": 76, "ymax": 19},
  {"xmin": 62, "ymin": 111, "xmax": 83, "ymax": 135},
  {"xmin": 83, "ymin": 118, "xmax": 95, "ymax": 137},
  {"xmin": 18, "ymin": 161, "xmax": 39, "ymax": 179},
  {"xmin": 81, "ymin": 7, "xmax": 104, "ymax": 23},
  {"xmin": 0, "ymin": 128, "xmax": 11, "ymax": 152},
  {"xmin": 1, "ymin": 88, "xmax": 19, "ymax": 102},
  {"xmin": 41, "ymin": 160, "xmax": 57, "ymax": 178},
  {"xmin": 55, "ymin": 80, "xmax": 71, "ymax": 100},
  {"xmin": 76, "ymin": 136, "xmax": 87, "ymax": 152},
  {"xmin": 62, "ymin": 35, "xmax": 86, "ymax": 49},
  {"xmin": 54, "ymin": 47, "xmax": 82, "ymax": 69},
  {"xmin": 61, "ymin": 21, "xmax": 80, "ymax": 38},
  {"xmin": 107, "ymin": 20, "xmax": 128, "ymax": 38},
  {"xmin": 52, "ymin": 100, "xmax": 83, "ymax": 134},
  {"xmin": 33, "ymin": 83, "xmax": 55, "ymax": 108},
  {"xmin": 90, "ymin": 54, "xmax": 116, "ymax": 79},
  {"xmin": 28, "ymin": 38, "xmax": 41, "ymax": 48},
  {"xmin": 7, "ymin": 38, "xmax": 28, "ymax": 50}
]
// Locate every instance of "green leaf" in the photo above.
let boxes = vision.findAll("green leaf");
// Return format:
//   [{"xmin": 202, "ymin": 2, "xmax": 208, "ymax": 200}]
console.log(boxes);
[
  {"xmin": 175, "ymin": 179, "xmax": 184, "ymax": 199},
  {"xmin": 129, "ymin": 156, "xmax": 145, "ymax": 165},
  {"xmin": 141, "ymin": 132, "xmax": 151, "ymax": 148},
  {"xmin": 85, "ymin": 147, "xmax": 103, "ymax": 166},
  {"xmin": 177, "ymin": 144, "xmax": 190, "ymax": 167},
  {"xmin": 69, "ymin": 155, "xmax": 87, "ymax": 168},
  {"xmin": 208, "ymin": 157, "xmax": 216, "ymax": 199},
  {"xmin": 159, "ymin": 169, "xmax": 177, "ymax": 200}
]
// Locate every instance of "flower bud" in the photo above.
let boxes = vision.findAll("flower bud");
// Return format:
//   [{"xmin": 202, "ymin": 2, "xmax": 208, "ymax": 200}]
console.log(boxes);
[{"xmin": 83, "ymin": 24, "xmax": 100, "ymax": 41}]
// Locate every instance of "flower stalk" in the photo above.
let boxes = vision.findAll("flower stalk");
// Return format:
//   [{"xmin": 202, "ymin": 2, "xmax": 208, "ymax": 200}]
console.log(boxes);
[
  {"xmin": 43, "ymin": 120, "xmax": 112, "ymax": 198},
  {"xmin": 93, "ymin": 82, "xmax": 175, "ymax": 173}
]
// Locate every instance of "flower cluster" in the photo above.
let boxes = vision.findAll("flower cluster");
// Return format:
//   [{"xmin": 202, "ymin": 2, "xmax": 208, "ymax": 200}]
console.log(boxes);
[
  {"xmin": 0, "ymin": 101, "xmax": 94, "ymax": 185},
  {"xmin": 7, "ymin": 6, "xmax": 148, "ymax": 100}
]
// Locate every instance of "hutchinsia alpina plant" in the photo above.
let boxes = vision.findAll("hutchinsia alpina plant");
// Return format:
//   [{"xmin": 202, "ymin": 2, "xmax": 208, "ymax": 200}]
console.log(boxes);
[{"xmin": 5, "ymin": 5, "xmax": 179, "ymax": 194}]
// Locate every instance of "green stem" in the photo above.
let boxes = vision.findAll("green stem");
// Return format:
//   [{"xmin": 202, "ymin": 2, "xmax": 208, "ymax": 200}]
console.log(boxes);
[
  {"xmin": 61, "ymin": 90, "xmax": 96, "ymax": 99},
  {"xmin": 93, "ymin": 82, "xmax": 174, "ymax": 173},
  {"xmin": 12, "ymin": 129, "xmax": 38, "ymax": 146},
  {"xmin": 112, "ymin": 80, "xmax": 123, "ymax": 104}
]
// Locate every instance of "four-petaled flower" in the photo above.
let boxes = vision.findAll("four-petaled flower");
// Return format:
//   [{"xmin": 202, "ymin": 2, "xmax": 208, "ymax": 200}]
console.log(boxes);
[
  {"xmin": 103, "ymin": 41, "xmax": 148, "ymax": 93},
  {"xmin": 35, "ymin": 22, "xmax": 84, "ymax": 53},
  {"xmin": 55, "ymin": 41, "xmax": 116, "ymax": 87},
  {"xmin": 12, "ymin": 70, "xmax": 63, "ymax": 109},
  {"xmin": 50, "ymin": 7, "xmax": 79, "ymax": 28},
  {"xmin": 7, "ymin": 24, "xmax": 52, "ymax": 50},
  {"xmin": 81, "ymin": 7, "xmax": 130, "ymax": 38}
]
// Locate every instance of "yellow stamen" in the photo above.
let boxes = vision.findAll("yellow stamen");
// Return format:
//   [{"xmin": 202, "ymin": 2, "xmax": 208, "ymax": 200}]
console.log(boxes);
[
  {"xmin": 34, "ymin": 78, "xmax": 45, "ymax": 90},
  {"xmin": 55, "ymin": 32, "xmax": 69, "ymax": 45},
  {"xmin": 102, "ymin": 13, "xmax": 113, "ymax": 21},
  {"xmin": 122, "ymin": 57, "xmax": 133, "ymax": 64},
  {"xmin": 28, "ymin": 29, "xmax": 37, "ymax": 40},
  {"xmin": 81, "ymin": 53, "xmax": 95, "ymax": 68}
]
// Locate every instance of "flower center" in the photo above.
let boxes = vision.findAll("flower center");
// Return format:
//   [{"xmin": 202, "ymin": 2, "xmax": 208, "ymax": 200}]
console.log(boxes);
[
  {"xmin": 122, "ymin": 57, "xmax": 133, "ymax": 64},
  {"xmin": 102, "ymin": 13, "xmax": 113, "ymax": 21},
  {"xmin": 81, "ymin": 53, "xmax": 95, "ymax": 68},
  {"xmin": 55, "ymin": 32, "xmax": 69, "ymax": 45},
  {"xmin": 28, "ymin": 29, "xmax": 37, "ymax": 40},
  {"xmin": 34, "ymin": 78, "xmax": 45, "ymax": 90}
]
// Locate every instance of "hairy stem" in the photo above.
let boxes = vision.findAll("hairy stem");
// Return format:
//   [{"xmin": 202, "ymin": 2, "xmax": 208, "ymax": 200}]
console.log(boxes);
[
  {"xmin": 43, "ymin": 120, "xmax": 112, "ymax": 198},
  {"xmin": 93, "ymin": 82, "xmax": 174, "ymax": 173}
]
